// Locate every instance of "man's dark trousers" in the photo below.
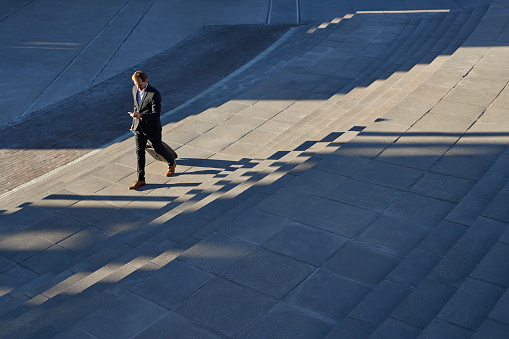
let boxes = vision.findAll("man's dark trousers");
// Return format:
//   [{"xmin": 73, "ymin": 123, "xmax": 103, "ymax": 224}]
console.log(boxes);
[{"xmin": 135, "ymin": 130, "xmax": 174, "ymax": 181}]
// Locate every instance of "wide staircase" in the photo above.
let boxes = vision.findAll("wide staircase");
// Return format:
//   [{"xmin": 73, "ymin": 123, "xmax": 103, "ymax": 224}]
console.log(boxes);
[{"xmin": 0, "ymin": 0, "xmax": 508, "ymax": 337}]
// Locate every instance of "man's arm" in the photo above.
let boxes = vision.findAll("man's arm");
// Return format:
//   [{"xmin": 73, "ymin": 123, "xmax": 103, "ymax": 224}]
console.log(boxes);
[{"xmin": 138, "ymin": 90, "xmax": 161, "ymax": 121}]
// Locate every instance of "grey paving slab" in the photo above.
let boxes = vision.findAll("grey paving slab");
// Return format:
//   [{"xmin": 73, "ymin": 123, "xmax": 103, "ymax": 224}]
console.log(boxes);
[
  {"xmin": 471, "ymin": 242, "xmax": 509, "ymax": 287},
  {"xmin": 357, "ymin": 215, "xmax": 430, "ymax": 257},
  {"xmin": 0, "ymin": 264, "xmax": 39, "ymax": 298},
  {"xmin": 132, "ymin": 259, "xmax": 213, "ymax": 309},
  {"xmin": 238, "ymin": 302, "xmax": 334, "ymax": 339},
  {"xmin": 179, "ymin": 233, "xmax": 255, "ymax": 274},
  {"xmin": 352, "ymin": 160, "xmax": 424, "ymax": 190},
  {"xmin": 386, "ymin": 248, "xmax": 443, "ymax": 289},
  {"xmin": 446, "ymin": 196, "xmax": 489, "ymax": 226},
  {"xmin": 134, "ymin": 311, "xmax": 223, "ymax": 339},
  {"xmin": 0, "ymin": 205, "xmax": 56, "ymax": 230},
  {"xmin": 52, "ymin": 326, "xmax": 96, "ymax": 339},
  {"xmin": 410, "ymin": 171, "xmax": 476, "ymax": 203},
  {"xmin": 326, "ymin": 178, "xmax": 403, "ymax": 213},
  {"xmin": 437, "ymin": 278, "xmax": 505, "ymax": 330},
  {"xmin": 0, "ymin": 231, "xmax": 54, "ymax": 263},
  {"xmin": 261, "ymin": 221, "xmax": 348, "ymax": 266},
  {"xmin": 488, "ymin": 289, "xmax": 509, "ymax": 326},
  {"xmin": 295, "ymin": 197, "xmax": 379, "ymax": 237},
  {"xmin": 59, "ymin": 199, "xmax": 119, "ymax": 225},
  {"xmin": 482, "ymin": 189, "xmax": 509, "ymax": 222},
  {"xmin": 218, "ymin": 207, "xmax": 290, "ymax": 245},
  {"xmin": 21, "ymin": 245, "xmax": 77, "ymax": 275},
  {"xmin": 0, "ymin": 254, "xmax": 15, "ymax": 275},
  {"xmin": 392, "ymin": 278, "xmax": 457, "ymax": 329},
  {"xmin": 324, "ymin": 317, "xmax": 374, "ymax": 339},
  {"xmin": 256, "ymin": 186, "xmax": 322, "ymax": 220},
  {"xmin": 349, "ymin": 280, "xmax": 411, "ymax": 327},
  {"xmin": 383, "ymin": 192, "xmax": 456, "ymax": 227},
  {"xmin": 176, "ymin": 277, "xmax": 276, "ymax": 338},
  {"xmin": 418, "ymin": 220, "xmax": 468, "ymax": 255},
  {"xmin": 25, "ymin": 213, "xmax": 88, "ymax": 243},
  {"xmin": 474, "ymin": 319, "xmax": 509, "ymax": 339},
  {"xmin": 324, "ymin": 240, "xmax": 401, "ymax": 287},
  {"xmin": 57, "ymin": 226, "xmax": 111, "ymax": 254},
  {"xmin": 455, "ymin": 216, "xmax": 507, "ymax": 253},
  {"xmin": 420, "ymin": 318, "xmax": 474, "ymax": 339},
  {"xmin": 76, "ymin": 291, "xmax": 167, "ymax": 339},
  {"xmin": 284, "ymin": 167, "xmax": 347, "ymax": 197},
  {"xmin": 370, "ymin": 317, "xmax": 421, "ymax": 339},
  {"xmin": 220, "ymin": 247, "xmax": 315, "ymax": 299},
  {"xmin": 284, "ymin": 269, "xmax": 371, "ymax": 325}
]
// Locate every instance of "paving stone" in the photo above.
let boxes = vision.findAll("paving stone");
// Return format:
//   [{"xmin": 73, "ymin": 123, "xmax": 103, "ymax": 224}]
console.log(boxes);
[
  {"xmin": 295, "ymin": 197, "xmax": 379, "ymax": 237},
  {"xmin": 132, "ymin": 259, "xmax": 213, "ymax": 309},
  {"xmin": 31, "ymin": 190, "xmax": 83, "ymax": 212},
  {"xmin": 323, "ymin": 317, "xmax": 374, "ymax": 339},
  {"xmin": 324, "ymin": 240, "xmax": 400, "ymax": 287},
  {"xmin": 312, "ymin": 152, "xmax": 370, "ymax": 177},
  {"xmin": 176, "ymin": 277, "xmax": 276, "ymax": 338},
  {"xmin": 383, "ymin": 192, "xmax": 455, "ymax": 227},
  {"xmin": 471, "ymin": 242, "xmax": 509, "ymax": 287},
  {"xmin": 0, "ymin": 231, "xmax": 54, "ymax": 263},
  {"xmin": 410, "ymin": 172, "xmax": 475, "ymax": 203},
  {"xmin": 92, "ymin": 208, "xmax": 146, "ymax": 235},
  {"xmin": 134, "ymin": 311, "xmax": 223, "ymax": 339},
  {"xmin": 392, "ymin": 278, "xmax": 457, "ymax": 329},
  {"xmin": 261, "ymin": 221, "xmax": 348, "ymax": 266},
  {"xmin": 357, "ymin": 215, "xmax": 430, "ymax": 257},
  {"xmin": 430, "ymin": 154, "xmax": 494, "ymax": 181},
  {"xmin": 419, "ymin": 220, "xmax": 468, "ymax": 255},
  {"xmin": 256, "ymin": 186, "xmax": 322, "ymax": 220},
  {"xmin": 445, "ymin": 195, "xmax": 491, "ymax": 226},
  {"xmin": 386, "ymin": 248, "xmax": 442, "ymax": 288},
  {"xmin": 353, "ymin": 160, "xmax": 423, "ymax": 190},
  {"xmin": 326, "ymin": 178, "xmax": 402, "ymax": 213},
  {"xmin": 284, "ymin": 269, "xmax": 371, "ymax": 325},
  {"xmin": 482, "ymin": 189, "xmax": 509, "ymax": 223},
  {"xmin": 76, "ymin": 291, "xmax": 167, "ymax": 339},
  {"xmin": 370, "ymin": 317, "xmax": 421, "ymax": 339},
  {"xmin": 349, "ymin": 280, "xmax": 412, "ymax": 327},
  {"xmin": 474, "ymin": 319, "xmax": 509, "ymax": 339},
  {"xmin": 455, "ymin": 216, "xmax": 507, "ymax": 253},
  {"xmin": 469, "ymin": 173, "xmax": 508, "ymax": 200},
  {"xmin": 0, "ymin": 264, "xmax": 39, "ymax": 297},
  {"xmin": 22, "ymin": 245, "xmax": 78, "ymax": 275},
  {"xmin": 0, "ymin": 255, "xmax": 15, "ymax": 275},
  {"xmin": 25, "ymin": 213, "xmax": 88, "ymax": 243},
  {"xmin": 220, "ymin": 247, "xmax": 315, "ymax": 299},
  {"xmin": 64, "ymin": 176, "xmax": 113, "ymax": 196},
  {"xmin": 219, "ymin": 207, "xmax": 291, "ymax": 245},
  {"xmin": 284, "ymin": 168, "xmax": 348, "ymax": 197},
  {"xmin": 59, "ymin": 199, "xmax": 119, "ymax": 225},
  {"xmin": 437, "ymin": 278, "xmax": 505, "ymax": 330},
  {"xmin": 0, "ymin": 206, "xmax": 56, "ymax": 229},
  {"xmin": 419, "ymin": 318, "xmax": 473, "ymax": 339},
  {"xmin": 52, "ymin": 325, "xmax": 96, "ymax": 338},
  {"xmin": 179, "ymin": 233, "xmax": 255, "ymax": 274},
  {"xmin": 57, "ymin": 226, "xmax": 111, "ymax": 253},
  {"xmin": 377, "ymin": 144, "xmax": 443, "ymax": 170},
  {"xmin": 238, "ymin": 302, "xmax": 334, "ymax": 339}
]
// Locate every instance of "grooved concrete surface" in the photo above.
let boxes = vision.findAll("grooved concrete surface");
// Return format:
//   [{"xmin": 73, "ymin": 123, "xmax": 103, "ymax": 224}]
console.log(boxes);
[{"xmin": 1, "ymin": 0, "xmax": 509, "ymax": 338}]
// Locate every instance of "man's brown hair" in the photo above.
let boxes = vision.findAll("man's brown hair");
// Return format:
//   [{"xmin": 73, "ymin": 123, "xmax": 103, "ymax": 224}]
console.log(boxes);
[{"xmin": 132, "ymin": 70, "xmax": 147, "ymax": 82}]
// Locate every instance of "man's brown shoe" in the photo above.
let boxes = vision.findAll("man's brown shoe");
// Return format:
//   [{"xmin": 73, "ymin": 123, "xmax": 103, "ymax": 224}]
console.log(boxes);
[
  {"xmin": 128, "ymin": 180, "xmax": 146, "ymax": 190},
  {"xmin": 165, "ymin": 161, "xmax": 177, "ymax": 177}
]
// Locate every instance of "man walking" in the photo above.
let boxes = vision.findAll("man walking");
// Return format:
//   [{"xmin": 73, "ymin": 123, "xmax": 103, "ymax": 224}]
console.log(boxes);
[{"xmin": 129, "ymin": 70, "xmax": 176, "ymax": 190}]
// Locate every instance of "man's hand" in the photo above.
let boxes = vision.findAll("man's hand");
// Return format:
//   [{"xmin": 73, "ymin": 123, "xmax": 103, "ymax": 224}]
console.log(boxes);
[{"xmin": 132, "ymin": 112, "xmax": 142, "ymax": 119}]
